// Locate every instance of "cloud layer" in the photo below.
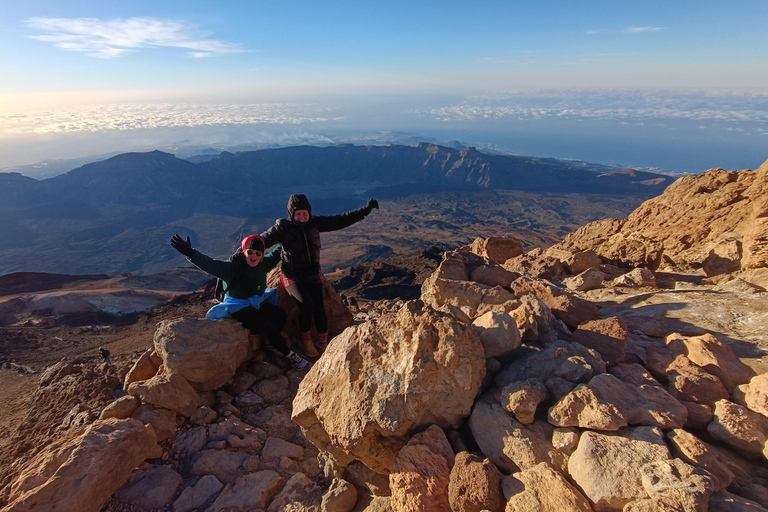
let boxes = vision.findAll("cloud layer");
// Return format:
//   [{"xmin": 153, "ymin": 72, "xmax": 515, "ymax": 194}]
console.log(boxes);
[{"xmin": 25, "ymin": 17, "xmax": 246, "ymax": 58}]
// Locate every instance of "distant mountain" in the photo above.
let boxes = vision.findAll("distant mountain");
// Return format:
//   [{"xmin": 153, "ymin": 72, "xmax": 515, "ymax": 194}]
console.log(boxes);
[{"xmin": 0, "ymin": 143, "xmax": 675, "ymax": 276}]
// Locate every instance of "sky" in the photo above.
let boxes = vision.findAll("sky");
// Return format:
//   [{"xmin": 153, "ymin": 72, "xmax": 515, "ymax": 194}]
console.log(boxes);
[{"xmin": 1, "ymin": 0, "xmax": 767, "ymax": 172}]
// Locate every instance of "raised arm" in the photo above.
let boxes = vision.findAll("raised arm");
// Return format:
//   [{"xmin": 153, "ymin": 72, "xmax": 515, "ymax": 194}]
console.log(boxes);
[
  {"xmin": 261, "ymin": 219, "xmax": 288, "ymax": 250},
  {"xmin": 262, "ymin": 245, "xmax": 282, "ymax": 273},
  {"xmin": 315, "ymin": 198, "xmax": 379, "ymax": 232},
  {"xmin": 170, "ymin": 234, "xmax": 235, "ymax": 282}
]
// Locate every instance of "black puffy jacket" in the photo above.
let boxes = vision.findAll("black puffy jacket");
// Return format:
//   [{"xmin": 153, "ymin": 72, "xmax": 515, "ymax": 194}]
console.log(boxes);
[{"xmin": 261, "ymin": 194, "xmax": 372, "ymax": 281}]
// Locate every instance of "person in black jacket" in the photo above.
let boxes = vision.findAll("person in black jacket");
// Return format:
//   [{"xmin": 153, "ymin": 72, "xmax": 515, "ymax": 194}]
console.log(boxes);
[{"xmin": 261, "ymin": 194, "xmax": 378, "ymax": 357}]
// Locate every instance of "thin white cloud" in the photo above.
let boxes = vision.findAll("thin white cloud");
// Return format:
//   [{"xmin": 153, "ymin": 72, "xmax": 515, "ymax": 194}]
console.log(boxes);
[
  {"xmin": 625, "ymin": 26, "xmax": 665, "ymax": 33},
  {"xmin": 25, "ymin": 17, "xmax": 247, "ymax": 58}
]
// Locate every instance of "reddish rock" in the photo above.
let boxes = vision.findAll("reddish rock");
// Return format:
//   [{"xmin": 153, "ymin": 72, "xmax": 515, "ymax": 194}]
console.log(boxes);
[
  {"xmin": 571, "ymin": 317, "xmax": 629, "ymax": 366},
  {"xmin": 681, "ymin": 401, "xmax": 714, "ymax": 431},
  {"xmin": 745, "ymin": 374, "xmax": 768, "ymax": 418},
  {"xmin": 708, "ymin": 399, "xmax": 768, "ymax": 456},
  {"xmin": 666, "ymin": 428, "xmax": 735, "ymax": 492},
  {"xmin": 509, "ymin": 276, "xmax": 598, "ymax": 329},
  {"xmin": 389, "ymin": 425, "xmax": 454, "ymax": 512},
  {"xmin": 503, "ymin": 248, "xmax": 566, "ymax": 281},
  {"xmin": 448, "ymin": 452, "xmax": 505, "ymax": 512},
  {"xmin": 459, "ymin": 236, "xmax": 524, "ymax": 265},
  {"xmin": 667, "ymin": 333, "xmax": 756, "ymax": 392},
  {"xmin": 665, "ymin": 355, "xmax": 730, "ymax": 407},
  {"xmin": 505, "ymin": 462, "xmax": 593, "ymax": 512}
]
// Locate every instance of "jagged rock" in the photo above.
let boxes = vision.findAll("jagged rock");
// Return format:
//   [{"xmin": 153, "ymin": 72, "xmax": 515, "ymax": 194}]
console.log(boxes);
[
  {"xmin": 204, "ymin": 470, "xmax": 283, "ymax": 512},
  {"xmin": 343, "ymin": 460, "xmax": 391, "ymax": 497},
  {"xmin": 459, "ymin": 236, "xmax": 524, "ymax": 264},
  {"xmin": 469, "ymin": 262, "xmax": 520, "ymax": 288},
  {"xmin": 553, "ymin": 161, "xmax": 768, "ymax": 272},
  {"xmin": 703, "ymin": 239, "xmax": 743, "ymax": 277},
  {"xmin": 267, "ymin": 472, "xmax": 323, "ymax": 512},
  {"xmin": 124, "ymin": 348, "xmax": 161, "ymax": 390},
  {"xmin": 471, "ymin": 311, "xmax": 522, "ymax": 359},
  {"xmin": 248, "ymin": 404, "xmax": 298, "ymax": 441},
  {"xmin": 154, "ymin": 318, "xmax": 251, "ymax": 391},
  {"xmin": 546, "ymin": 377, "xmax": 577, "ymax": 401},
  {"xmin": 681, "ymin": 400, "xmax": 714, "ymax": 430},
  {"xmin": 229, "ymin": 372, "xmax": 259, "ymax": 395},
  {"xmin": 322, "ymin": 478, "xmax": 358, "ymax": 512},
  {"xmin": 500, "ymin": 379, "xmax": 548, "ymax": 425},
  {"xmin": 571, "ymin": 317, "xmax": 628, "ymax": 366},
  {"xmin": 709, "ymin": 490, "xmax": 768, "ymax": 512},
  {"xmin": 253, "ymin": 374, "xmax": 291, "ymax": 406},
  {"xmin": 563, "ymin": 267, "xmax": 605, "ymax": 292},
  {"xmin": 115, "ymin": 465, "xmax": 183, "ymax": 511},
  {"xmin": 208, "ymin": 416, "xmax": 266, "ymax": 452},
  {"xmin": 624, "ymin": 316, "xmax": 666, "ymax": 339},
  {"xmin": 269, "ymin": 268, "xmax": 354, "ymax": 340},
  {"xmin": 191, "ymin": 450, "xmax": 251, "ymax": 484},
  {"xmin": 495, "ymin": 341, "xmax": 606, "ymax": 389},
  {"xmin": 469, "ymin": 396, "xmax": 565, "ymax": 474},
  {"xmin": 504, "ymin": 462, "xmax": 594, "ymax": 512},
  {"xmin": 612, "ymin": 268, "xmax": 657, "ymax": 288},
  {"xmin": 261, "ymin": 437, "xmax": 304, "ymax": 461},
  {"xmin": 127, "ymin": 372, "xmax": 199, "ymax": 417},
  {"xmin": 171, "ymin": 426, "xmax": 208, "ymax": 460},
  {"xmin": 510, "ymin": 293, "xmax": 566, "ymax": 344},
  {"xmin": 503, "ymin": 248, "xmax": 566, "ymax": 281},
  {"xmin": 132, "ymin": 404, "xmax": 177, "ymax": 442},
  {"xmin": 509, "ymin": 276, "xmax": 599, "ymax": 329},
  {"xmin": 552, "ymin": 428, "xmax": 580, "ymax": 454},
  {"xmin": 173, "ymin": 475, "xmax": 224, "ymax": 512},
  {"xmin": 247, "ymin": 361, "xmax": 286, "ymax": 382},
  {"xmin": 548, "ymin": 378, "xmax": 628, "ymax": 431},
  {"xmin": 707, "ymin": 399, "xmax": 768, "ymax": 456},
  {"xmin": 190, "ymin": 406, "xmax": 218, "ymax": 425},
  {"xmin": 422, "ymin": 252, "xmax": 517, "ymax": 311},
  {"xmin": 292, "ymin": 301, "xmax": 485, "ymax": 473},
  {"xmin": 233, "ymin": 390, "xmax": 266, "ymax": 413},
  {"xmin": 744, "ymin": 374, "xmax": 768, "ymax": 418},
  {"xmin": 447, "ymin": 451, "xmax": 505, "ymax": 512},
  {"xmin": 639, "ymin": 458, "xmax": 715, "ymax": 512},
  {"xmin": 665, "ymin": 428, "xmax": 735, "ymax": 492},
  {"xmin": 733, "ymin": 484, "xmax": 768, "ymax": 510},
  {"xmin": 389, "ymin": 425, "xmax": 454, "ymax": 512},
  {"xmin": 5, "ymin": 418, "xmax": 156, "ymax": 512},
  {"xmin": 608, "ymin": 363, "xmax": 688, "ymax": 428},
  {"xmin": 666, "ymin": 333, "xmax": 756, "ymax": 392},
  {"xmin": 665, "ymin": 354, "xmax": 730, "ymax": 406},
  {"xmin": 100, "ymin": 395, "xmax": 140, "ymax": 420},
  {"xmin": 545, "ymin": 248, "xmax": 602, "ymax": 276},
  {"xmin": 567, "ymin": 427, "xmax": 670, "ymax": 512}
]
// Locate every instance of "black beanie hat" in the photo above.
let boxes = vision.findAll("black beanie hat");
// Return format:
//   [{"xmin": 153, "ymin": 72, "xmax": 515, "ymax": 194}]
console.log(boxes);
[
  {"xmin": 241, "ymin": 234, "xmax": 265, "ymax": 253},
  {"xmin": 287, "ymin": 194, "xmax": 312, "ymax": 217}
]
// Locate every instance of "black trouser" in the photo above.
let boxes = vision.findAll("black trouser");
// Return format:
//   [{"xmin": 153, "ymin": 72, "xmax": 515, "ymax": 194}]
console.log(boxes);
[
  {"xmin": 286, "ymin": 280, "xmax": 328, "ymax": 334},
  {"xmin": 231, "ymin": 303, "xmax": 289, "ymax": 355}
]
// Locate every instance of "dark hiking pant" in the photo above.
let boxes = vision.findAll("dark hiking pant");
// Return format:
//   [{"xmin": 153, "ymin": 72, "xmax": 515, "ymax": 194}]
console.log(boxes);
[
  {"xmin": 286, "ymin": 280, "xmax": 328, "ymax": 334},
  {"xmin": 231, "ymin": 303, "xmax": 289, "ymax": 355}
]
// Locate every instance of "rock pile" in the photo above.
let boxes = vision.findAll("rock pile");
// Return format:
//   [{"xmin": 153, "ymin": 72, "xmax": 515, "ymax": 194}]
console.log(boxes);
[{"xmin": 5, "ymin": 225, "xmax": 768, "ymax": 512}]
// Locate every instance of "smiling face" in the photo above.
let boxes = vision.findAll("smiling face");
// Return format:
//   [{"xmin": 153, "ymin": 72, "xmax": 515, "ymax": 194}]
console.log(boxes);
[
  {"xmin": 293, "ymin": 209, "xmax": 310, "ymax": 223},
  {"xmin": 244, "ymin": 249, "xmax": 263, "ymax": 267}
]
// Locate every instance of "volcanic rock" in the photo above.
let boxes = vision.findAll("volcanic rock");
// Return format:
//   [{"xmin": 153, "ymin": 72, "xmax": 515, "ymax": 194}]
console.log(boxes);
[
  {"xmin": 459, "ymin": 236, "xmax": 524, "ymax": 264},
  {"xmin": 666, "ymin": 332, "xmax": 756, "ymax": 392},
  {"xmin": 99, "ymin": 395, "xmax": 140, "ymax": 420},
  {"xmin": 562, "ymin": 267, "xmax": 605, "ymax": 292},
  {"xmin": 503, "ymin": 248, "xmax": 566, "ymax": 281},
  {"xmin": 471, "ymin": 310, "xmax": 522, "ymax": 358},
  {"xmin": 707, "ymin": 399, "xmax": 768, "ymax": 456},
  {"xmin": 500, "ymin": 379, "xmax": 548, "ymax": 425},
  {"xmin": 292, "ymin": 300, "xmax": 485, "ymax": 473},
  {"xmin": 154, "ymin": 318, "xmax": 251, "ymax": 391},
  {"xmin": 124, "ymin": 348, "xmax": 161, "ymax": 390},
  {"xmin": 321, "ymin": 478, "xmax": 358, "ymax": 512},
  {"xmin": 509, "ymin": 275, "xmax": 599, "ymax": 329},
  {"xmin": 571, "ymin": 317, "xmax": 629, "ymax": 366},
  {"xmin": 666, "ymin": 428, "xmax": 735, "ymax": 492},
  {"xmin": 448, "ymin": 451, "xmax": 505, "ymax": 512},
  {"xmin": 504, "ymin": 462, "xmax": 593, "ymax": 512},
  {"xmin": 172, "ymin": 475, "xmax": 224, "ymax": 512},
  {"xmin": 114, "ymin": 465, "xmax": 183, "ymax": 511},
  {"xmin": 127, "ymin": 372, "xmax": 199, "ymax": 417},
  {"xmin": 204, "ymin": 470, "xmax": 283, "ymax": 511},
  {"xmin": 638, "ymin": 458, "xmax": 715, "ymax": 512},
  {"xmin": 4, "ymin": 418, "xmax": 156, "ymax": 512}
]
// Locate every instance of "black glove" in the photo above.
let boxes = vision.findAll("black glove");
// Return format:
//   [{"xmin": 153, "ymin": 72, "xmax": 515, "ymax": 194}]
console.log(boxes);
[
  {"xmin": 365, "ymin": 198, "xmax": 379, "ymax": 212},
  {"xmin": 170, "ymin": 234, "xmax": 194, "ymax": 257}
]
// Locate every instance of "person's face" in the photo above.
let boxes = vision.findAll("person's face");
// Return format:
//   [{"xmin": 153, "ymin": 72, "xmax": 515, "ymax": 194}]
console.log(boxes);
[
  {"xmin": 244, "ymin": 249, "xmax": 263, "ymax": 267},
  {"xmin": 293, "ymin": 209, "xmax": 310, "ymax": 223}
]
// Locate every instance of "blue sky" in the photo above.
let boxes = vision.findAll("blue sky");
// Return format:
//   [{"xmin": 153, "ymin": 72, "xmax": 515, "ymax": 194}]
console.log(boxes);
[{"xmin": 1, "ymin": 0, "xmax": 767, "ymax": 171}]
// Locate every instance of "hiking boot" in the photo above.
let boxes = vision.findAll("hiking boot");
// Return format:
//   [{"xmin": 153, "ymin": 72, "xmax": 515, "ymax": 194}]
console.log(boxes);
[
  {"xmin": 301, "ymin": 331, "xmax": 320, "ymax": 358},
  {"xmin": 286, "ymin": 351, "xmax": 309, "ymax": 370},
  {"xmin": 317, "ymin": 332, "xmax": 329, "ymax": 353}
]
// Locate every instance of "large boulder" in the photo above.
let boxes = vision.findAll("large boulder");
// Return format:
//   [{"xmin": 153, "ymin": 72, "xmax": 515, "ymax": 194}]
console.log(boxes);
[
  {"xmin": 567, "ymin": 427, "xmax": 671, "ymax": 512},
  {"xmin": 638, "ymin": 458, "xmax": 715, "ymax": 512},
  {"xmin": 389, "ymin": 425, "xmax": 454, "ymax": 512},
  {"xmin": 509, "ymin": 276, "xmax": 599, "ymax": 329},
  {"xmin": 666, "ymin": 333, "xmax": 756, "ymax": 392},
  {"xmin": 154, "ymin": 318, "xmax": 251, "ymax": 391},
  {"xmin": 665, "ymin": 355, "xmax": 730, "ymax": 406},
  {"xmin": 471, "ymin": 311, "xmax": 522, "ymax": 359},
  {"xmin": 292, "ymin": 300, "xmax": 486, "ymax": 473},
  {"xmin": 745, "ymin": 374, "xmax": 768, "ymax": 418},
  {"xmin": 666, "ymin": 428, "xmax": 735, "ymax": 492},
  {"xmin": 571, "ymin": 317, "xmax": 629, "ymax": 366},
  {"xmin": 707, "ymin": 399, "xmax": 768, "ymax": 456},
  {"xmin": 114, "ymin": 465, "xmax": 184, "ymax": 511},
  {"xmin": 422, "ymin": 251, "xmax": 517, "ymax": 311},
  {"xmin": 5, "ymin": 419, "xmax": 156, "ymax": 512},
  {"xmin": 124, "ymin": 348, "xmax": 161, "ymax": 390}
]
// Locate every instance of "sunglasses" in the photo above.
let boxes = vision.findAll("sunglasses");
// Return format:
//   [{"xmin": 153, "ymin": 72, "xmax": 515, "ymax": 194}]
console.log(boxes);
[{"xmin": 245, "ymin": 249, "xmax": 263, "ymax": 257}]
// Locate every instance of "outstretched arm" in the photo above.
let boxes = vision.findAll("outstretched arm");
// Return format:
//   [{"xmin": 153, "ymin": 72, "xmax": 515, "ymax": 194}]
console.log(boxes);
[
  {"xmin": 315, "ymin": 198, "xmax": 379, "ymax": 232},
  {"xmin": 261, "ymin": 220, "xmax": 287, "ymax": 250},
  {"xmin": 170, "ymin": 234, "xmax": 235, "ymax": 282}
]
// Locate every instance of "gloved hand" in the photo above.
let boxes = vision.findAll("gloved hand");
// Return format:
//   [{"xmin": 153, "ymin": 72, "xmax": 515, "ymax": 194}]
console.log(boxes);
[
  {"xmin": 170, "ymin": 234, "xmax": 194, "ymax": 257},
  {"xmin": 365, "ymin": 198, "xmax": 379, "ymax": 212}
]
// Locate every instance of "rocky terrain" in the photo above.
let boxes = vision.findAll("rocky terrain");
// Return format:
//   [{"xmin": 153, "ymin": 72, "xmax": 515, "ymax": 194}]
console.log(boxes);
[{"xmin": 1, "ymin": 159, "xmax": 768, "ymax": 512}]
